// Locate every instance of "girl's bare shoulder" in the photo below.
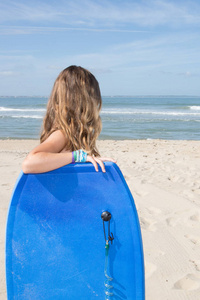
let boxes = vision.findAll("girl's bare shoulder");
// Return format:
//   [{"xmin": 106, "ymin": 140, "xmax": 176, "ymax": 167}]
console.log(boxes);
[{"xmin": 31, "ymin": 130, "xmax": 68, "ymax": 155}]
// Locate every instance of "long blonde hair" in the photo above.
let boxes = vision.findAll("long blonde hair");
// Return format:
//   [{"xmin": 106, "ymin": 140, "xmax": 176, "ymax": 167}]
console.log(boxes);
[{"xmin": 40, "ymin": 66, "xmax": 102, "ymax": 156}]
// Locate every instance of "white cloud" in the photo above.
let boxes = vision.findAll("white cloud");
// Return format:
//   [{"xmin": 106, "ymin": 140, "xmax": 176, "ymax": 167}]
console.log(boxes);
[
  {"xmin": 63, "ymin": 31, "xmax": 200, "ymax": 70},
  {"xmin": 0, "ymin": 25, "xmax": 148, "ymax": 35},
  {"xmin": 0, "ymin": 1, "xmax": 61, "ymax": 23},
  {"xmin": 185, "ymin": 71, "xmax": 191, "ymax": 77},
  {"xmin": 0, "ymin": 54, "xmax": 34, "ymax": 60},
  {"xmin": 0, "ymin": 29, "xmax": 199, "ymax": 77},
  {"xmin": 161, "ymin": 70, "xmax": 200, "ymax": 77},
  {"xmin": 0, "ymin": 0, "xmax": 200, "ymax": 28},
  {"xmin": 0, "ymin": 71, "xmax": 17, "ymax": 76},
  {"xmin": 178, "ymin": 71, "xmax": 200, "ymax": 77}
]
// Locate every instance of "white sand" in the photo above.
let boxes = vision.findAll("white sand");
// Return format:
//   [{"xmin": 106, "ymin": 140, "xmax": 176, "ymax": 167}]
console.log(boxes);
[{"xmin": 0, "ymin": 139, "xmax": 200, "ymax": 299}]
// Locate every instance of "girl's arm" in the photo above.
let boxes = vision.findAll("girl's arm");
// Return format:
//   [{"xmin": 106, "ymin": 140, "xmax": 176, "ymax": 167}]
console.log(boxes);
[
  {"xmin": 22, "ymin": 130, "xmax": 116, "ymax": 174},
  {"xmin": 22, "ymin": 130, "xmax": 71, "ymax": 174}
]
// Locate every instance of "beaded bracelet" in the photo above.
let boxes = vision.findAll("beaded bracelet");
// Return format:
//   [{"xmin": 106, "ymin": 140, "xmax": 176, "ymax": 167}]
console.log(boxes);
[
  {"xmin": 72, "ymin": 151, "xmax": 75, "ymax": 163},
  {"xmin": 72, "ymin": 150, "xmax": 87, "ymax": 163}
]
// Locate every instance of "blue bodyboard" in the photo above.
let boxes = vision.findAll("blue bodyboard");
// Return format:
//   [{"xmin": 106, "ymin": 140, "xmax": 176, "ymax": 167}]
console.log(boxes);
[{"xmin": 6, "ymin": 162, "xmax": 145, "ymax": 299}]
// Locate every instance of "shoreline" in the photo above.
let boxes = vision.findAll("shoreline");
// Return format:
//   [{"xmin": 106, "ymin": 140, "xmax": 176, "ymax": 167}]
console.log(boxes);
[
  {"xmin": 1, "ymin": 138, "xmax": 200, "ymax": 141},
  {"xmin": 1, "ymin": 139, "xmax": 200, "ymax": 299}
]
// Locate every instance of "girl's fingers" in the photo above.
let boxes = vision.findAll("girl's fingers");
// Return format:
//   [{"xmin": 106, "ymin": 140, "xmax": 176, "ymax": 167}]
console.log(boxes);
[
  {"xmin": 87, "ymin": 155, "xmax": 99, "ymax": 172},
  {"xmin": 94, "ymin": 157, "xmax": 106, "ymax": 173},
  {"xmin": 86, "ymin": 155, "xmax": 116, "ymax": 172}
]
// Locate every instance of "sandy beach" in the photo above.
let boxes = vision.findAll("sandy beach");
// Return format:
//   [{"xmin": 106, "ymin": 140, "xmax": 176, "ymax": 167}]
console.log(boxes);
[{"xmin": 0, "ymin": 139, "xmax": 200, "ymax": 300}]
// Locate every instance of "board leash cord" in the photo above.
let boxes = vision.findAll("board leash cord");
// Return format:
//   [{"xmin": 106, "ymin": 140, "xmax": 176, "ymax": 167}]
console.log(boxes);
[
  {"xmin": 104, "ymin": 241, "xmax": 113, "ymax": 299},
  {"xmin": 101, "ymin": 211, "xmax": 114, "ymax": 300}
]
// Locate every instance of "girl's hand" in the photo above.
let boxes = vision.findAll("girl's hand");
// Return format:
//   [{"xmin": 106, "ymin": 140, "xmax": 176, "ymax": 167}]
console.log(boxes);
[{"xmin": 86, "ymin": 156, "xmax": 117, "ymax": 173}]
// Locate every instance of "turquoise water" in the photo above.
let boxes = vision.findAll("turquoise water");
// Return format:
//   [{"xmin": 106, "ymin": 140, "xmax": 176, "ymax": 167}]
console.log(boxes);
[{"xmin": 0, "ymin": 96, "xmax": 200, "ymax": 140}]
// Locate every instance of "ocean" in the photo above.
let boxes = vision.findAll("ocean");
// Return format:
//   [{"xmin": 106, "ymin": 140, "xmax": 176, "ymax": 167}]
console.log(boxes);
[{"xmin": 0, "ymin": 96, "xmax": 199, "ymax": 140}]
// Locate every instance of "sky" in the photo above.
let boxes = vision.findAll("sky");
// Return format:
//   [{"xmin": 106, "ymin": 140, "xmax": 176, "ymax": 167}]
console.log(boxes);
[{"xmin": 0, "ymin": 0, "xmax": 200, "ymax": 96}]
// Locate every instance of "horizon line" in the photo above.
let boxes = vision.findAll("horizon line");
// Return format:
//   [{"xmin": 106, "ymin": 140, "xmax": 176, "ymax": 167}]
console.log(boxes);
[{"xmin": 0, "ymin": 94, "xmax": 200, "ymax": 98}]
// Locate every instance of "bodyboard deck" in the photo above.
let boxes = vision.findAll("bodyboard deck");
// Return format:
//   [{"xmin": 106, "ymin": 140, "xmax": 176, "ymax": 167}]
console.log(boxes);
[{"xmin": 6, "ymin": 162, "xmax": 145, "ymax": 299}]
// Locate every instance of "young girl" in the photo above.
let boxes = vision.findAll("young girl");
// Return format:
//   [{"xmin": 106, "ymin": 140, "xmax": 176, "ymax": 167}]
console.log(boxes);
[{"xmin": 22, "ymin": 65, "xmax": 115, "ymax": 174}]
